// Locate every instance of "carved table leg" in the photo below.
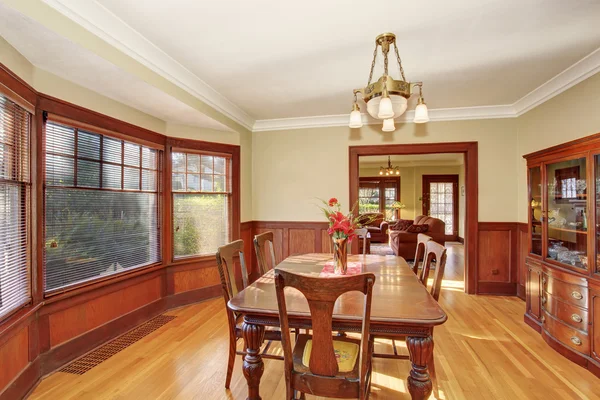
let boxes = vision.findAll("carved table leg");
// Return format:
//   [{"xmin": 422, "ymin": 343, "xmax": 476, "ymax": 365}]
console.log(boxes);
[
  {"xmin": 406, "ymin": 335, "xmax": 434, "ymax": 400},
  {"xmin": 242, "ymin": 318, "xmax": 265, "ymax": 400}
]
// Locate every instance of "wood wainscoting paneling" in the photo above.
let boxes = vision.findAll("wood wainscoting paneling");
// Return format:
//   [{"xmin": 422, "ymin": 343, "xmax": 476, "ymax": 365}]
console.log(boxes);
[
  {"xmin": 478, "ymin": 222, "xmax": 519, "ymax": 296},
  {"xmin": 251, "ymin": 222, "xmax": 330, "ymax": 274},
  {"xmin": 0, "ymin": 326, "xmax": 29, "ymax": 390}
]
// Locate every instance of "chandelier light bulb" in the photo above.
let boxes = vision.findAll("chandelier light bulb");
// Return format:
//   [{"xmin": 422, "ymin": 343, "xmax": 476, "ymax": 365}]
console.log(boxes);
[
  {"xmin": 378, "ymin": 94, "xmax": 394, "ymax": 119},
  {"xmin": 382, "ymin": 118, "xmax": 395, "ymax": 132},
  {"xmin": 348, "ymin": 102, "xmax": 363, "ymax": 128},
  {"xmin": 413, "ymin": 96, "xmax": 429, "ymax": 124}
]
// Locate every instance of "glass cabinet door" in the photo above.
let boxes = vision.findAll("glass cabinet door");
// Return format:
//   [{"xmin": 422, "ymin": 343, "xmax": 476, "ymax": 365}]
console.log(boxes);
[
  {"xmin": 529, "ymin": 166, "xmax": 542, "ymax": 256},
  {"xmin": 595, "ymin": 155, "xmax": 600, "ymax": 274},
  {"xmin": 545, "ymin": 157, "xmax": 588, "ymax": 270}
]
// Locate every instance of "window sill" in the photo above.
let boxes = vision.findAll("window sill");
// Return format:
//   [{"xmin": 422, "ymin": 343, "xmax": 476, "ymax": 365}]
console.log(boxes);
[
  {"xmin": 43, "ymin": 262, "xmax": 164, "ymax": 304},
  {"xmin": 169, "ymin": 254, "xmax": 217, "ymax": 267}
]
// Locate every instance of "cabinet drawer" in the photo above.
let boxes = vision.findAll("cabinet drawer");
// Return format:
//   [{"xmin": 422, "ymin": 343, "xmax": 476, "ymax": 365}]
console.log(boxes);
[
  {"xmin": 542, "ymin": 291, "xmax": 589, "ymax": 332},
  {"xmin": 542, "ymin": 274, "xmax": 588, "ymax": 309},
  {"xmin": 542, "ymin": 310, "xmax": 590, "ymax": 355}
]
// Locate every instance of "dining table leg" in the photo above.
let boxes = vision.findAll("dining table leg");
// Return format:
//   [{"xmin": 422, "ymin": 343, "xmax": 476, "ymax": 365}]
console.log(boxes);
[
  {"xmin": 406, "ymin": 335, "xmax": 434, "ymax": 400},
  {"xmin": 242, "ymin": 318, "xmax": 265, "ymax": 400}
]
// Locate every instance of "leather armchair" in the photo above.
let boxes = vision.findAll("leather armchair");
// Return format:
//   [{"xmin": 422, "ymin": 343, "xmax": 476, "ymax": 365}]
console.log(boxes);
[
  {"xmin": 389, "ymin": 216, "xmax": 446, "ymax": 259},
  {"xmin": 357, "ymin": 213, "xmax": 389, "ymax": 243}
]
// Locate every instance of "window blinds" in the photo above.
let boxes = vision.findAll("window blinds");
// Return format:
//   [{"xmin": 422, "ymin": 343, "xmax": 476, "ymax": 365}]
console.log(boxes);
[
  {"xmin": 171, "ymin": 152, "xmax": 230, "ymax": 258},
  {"xmin": 44, "ymin": 121, "xmax": 161, "ymax": 292},
  {"xmin": 0, "ymin": 95, "xmax": 31, "ymax": 320}
]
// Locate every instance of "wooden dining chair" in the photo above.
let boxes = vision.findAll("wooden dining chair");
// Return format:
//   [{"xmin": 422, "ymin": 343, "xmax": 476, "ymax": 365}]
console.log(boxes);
[
  {"xmin": 373, "ymin": 240, "xmax": 447, "ymax": 396},
  {"xmin": 355, "ymin": 228, "xmax": 369, "ymax": 255},
  {"xmin": 274, "ymin": 269, "xmax": 376, "ymax": 400},
  {"xmin": 254, "ymin": 231, "xmax": 277, "ymax": 275},
  {"xmin": 413, "ymin": 233, "xmax": 433, "ymax": 279},
  {"xmin": 216, "ymin": 240, "xmax": 283, "ymax": 389}
]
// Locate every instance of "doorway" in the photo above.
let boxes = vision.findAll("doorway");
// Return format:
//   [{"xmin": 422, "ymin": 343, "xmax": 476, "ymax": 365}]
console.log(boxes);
[
  {"xmin": 422, "ymin": 174, "xmax": 459, "ymax": 242},
  {"xmin": 349, "ymin": 142, "xmax": 478, "ymax": 294}
]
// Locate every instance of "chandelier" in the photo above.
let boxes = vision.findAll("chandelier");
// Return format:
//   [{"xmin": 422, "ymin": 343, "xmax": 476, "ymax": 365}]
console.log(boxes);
[
  {"xmin": 349, "ymin": 33, "xmax": 429, "ymax": 131},
  {"xmin": 380, "ymin": 156, "xmax": 400, "ymax": 176}
]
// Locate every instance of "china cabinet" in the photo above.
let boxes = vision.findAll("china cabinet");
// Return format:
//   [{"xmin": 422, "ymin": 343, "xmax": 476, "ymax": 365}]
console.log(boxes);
[{"xmin": 524, "ymin": 133, "xmax": 600, "ymax": 378}]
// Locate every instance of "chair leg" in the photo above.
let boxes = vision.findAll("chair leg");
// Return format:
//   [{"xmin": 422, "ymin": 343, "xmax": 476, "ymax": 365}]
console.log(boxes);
[{"xmin": 225, "ymin": 335, "xmax": 236, "ymax": 389}]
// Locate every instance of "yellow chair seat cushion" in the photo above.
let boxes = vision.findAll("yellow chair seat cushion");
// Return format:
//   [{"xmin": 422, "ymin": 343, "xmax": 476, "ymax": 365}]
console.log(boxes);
[{"xmin": 302, "ymin": 339, "xmax": 359, "ymax": 373}]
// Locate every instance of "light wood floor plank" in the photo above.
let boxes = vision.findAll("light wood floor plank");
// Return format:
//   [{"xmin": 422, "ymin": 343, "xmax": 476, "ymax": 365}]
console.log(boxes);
[{"xmin": 29, "ymin": 244, "xmax": 600, "ymax": 399}]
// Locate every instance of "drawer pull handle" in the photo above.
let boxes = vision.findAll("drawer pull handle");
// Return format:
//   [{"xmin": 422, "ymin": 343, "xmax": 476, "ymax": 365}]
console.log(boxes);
[
  {"xmin": 542, "ymin": 277, "xmax": 547, "ymax": 284},
  {"xmin": 541, "ymin": 297, "xmax": 547, "ymax": 305},
  {"xmin": 571, "ymin": 314, "xmax": 583, "ymax": 323},
  {"xmin": 541, "ymin": 316, "xmax": 545, "ymax": 323},
  {"xmin": 571, "ymin": 291, "xmax": 583, "ymax": 300},
  {"xmin": 571, "ymin": 336, "xmax": 582, "ymax": 346}
]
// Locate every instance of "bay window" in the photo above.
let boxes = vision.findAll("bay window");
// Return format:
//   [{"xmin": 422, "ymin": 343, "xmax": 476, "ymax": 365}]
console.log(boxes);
[
  {"xmin": 44, "ymin": 120, "xmax": 161, "ymax": 292},
  {"xmin": 0, "ymin": 94, "xmax": 30, "ymax": 319},
  {"xmin": 172, "ymin": 151, "xmax": 231, "ymax": 258}
]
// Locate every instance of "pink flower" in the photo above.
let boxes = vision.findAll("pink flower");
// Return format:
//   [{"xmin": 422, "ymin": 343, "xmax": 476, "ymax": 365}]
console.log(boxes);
[{"xmin": 328, "ymin": 197, "xmax": 338, "ymax": 207}]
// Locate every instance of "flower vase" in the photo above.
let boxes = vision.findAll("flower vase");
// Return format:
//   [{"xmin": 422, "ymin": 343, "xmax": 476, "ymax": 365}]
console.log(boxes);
[{"xmin": 333, "ymin": 237, "xmax": 348, "ymax": 275}]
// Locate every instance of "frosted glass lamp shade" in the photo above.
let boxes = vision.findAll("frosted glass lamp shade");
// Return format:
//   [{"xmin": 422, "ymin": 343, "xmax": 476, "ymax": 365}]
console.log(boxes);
[
  {"xmin": 413, "ymin": 103, "xmax": 429, "ymax": 123},
  {"xmin": 349, "ymin": 110, "xmax": 363, "ymax": 128},
  {"xmin": 377, "ymin": 96, "xmax": 394, "ymax": 119},
  {"xmin": 366, "ymin": 95, "xmax": 408, "ymax": 119},
  {"xmin": 382, "ymin": 118, "xmax": 395, "ymax": 132}
]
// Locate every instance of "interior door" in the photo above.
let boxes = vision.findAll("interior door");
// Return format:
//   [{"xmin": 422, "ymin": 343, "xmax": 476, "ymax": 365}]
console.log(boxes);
[{"xmin": 422, "ymin": 175, "xmax": 459, "ymax": 241}]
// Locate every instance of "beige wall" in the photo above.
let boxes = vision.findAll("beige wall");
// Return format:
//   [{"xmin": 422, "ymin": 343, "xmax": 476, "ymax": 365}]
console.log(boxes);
[
  {"xmin": 253, "ymin": 119, "xmax": 518, "ymax": 223},
  {"xmin": 1, "ymin": 37, "xmax": 254, "ymax": 222},
  {"xmin": 359, "ymin": 164, "xmax": 465, "ymax": 237},
  {"xmin": 517, "ymin": 71, "xmax": 600, "ymax": 222}
]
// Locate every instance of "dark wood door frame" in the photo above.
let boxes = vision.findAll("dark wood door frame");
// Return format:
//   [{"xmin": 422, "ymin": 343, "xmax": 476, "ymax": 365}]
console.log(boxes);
[
  {"xmin": 422, "ymin": 174, "xmax": 459, "ymax": 242},
  {"xmin": 349, "ymin": 142, "xmax": 478, "ymax": 294}
]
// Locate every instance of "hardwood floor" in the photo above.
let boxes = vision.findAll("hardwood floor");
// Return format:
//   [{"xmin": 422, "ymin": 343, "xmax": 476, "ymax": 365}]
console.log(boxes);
[{"xmin": 29, "ymin": 244, "xmax": 600, "ymax": 399}]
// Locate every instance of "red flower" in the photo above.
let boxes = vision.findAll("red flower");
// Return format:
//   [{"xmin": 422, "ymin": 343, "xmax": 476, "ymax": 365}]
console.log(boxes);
[{"xmin": 328, "ymin": 197, "xmax": 338, "ymax": 207}]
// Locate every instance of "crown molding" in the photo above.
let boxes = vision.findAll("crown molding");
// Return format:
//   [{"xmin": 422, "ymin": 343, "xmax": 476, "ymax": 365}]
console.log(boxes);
[
  {"xmin": 252, "ymin": 105, "xmax": 517, "ymax": 132},
  {"xmin": 28, "ymin": 2, "xmax": 600, "ymax": 132},
  {"xmin": 39, "ymin": 0, "xmax": 255, "ymax": 131},
  {"xmin": 513, "ymin": 47, "xmax": 600, "ymax": 116}
]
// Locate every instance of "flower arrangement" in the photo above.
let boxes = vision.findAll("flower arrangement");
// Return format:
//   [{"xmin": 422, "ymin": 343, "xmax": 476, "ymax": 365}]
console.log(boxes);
[
  {"xmin": 318, "ymin": 198, "xmax": 362, "ymax": 242},
  {"xmin": 317, "ymin": 198, "xmax": 371, "ymax": 274}
]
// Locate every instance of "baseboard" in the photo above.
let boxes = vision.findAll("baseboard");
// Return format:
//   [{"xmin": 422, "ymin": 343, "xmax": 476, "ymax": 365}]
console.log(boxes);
[
  {"xmin": 457, "ymin": 236, "xmax": 465, "ymax": 244},
  {"xmin": 524, "ymin": 313, "xmax": 542, "ymax": 333},
  {"xmin": 0, "ymin": 358, "xmax": 40, "ymax": 400},
  {"xmin": 4, "ymin": 284, "xmax": 222, "ymax": 399},
  {"xmin": 477, "ymin": 282, "xmax": 517, "ymax": 296},
  {"xmin": 40, "ymin": 298, "xmax": 167, "ymax": 375},
  {"xmin": 517, "ymin": 284, "xmax": 526, "ymax": 301}
]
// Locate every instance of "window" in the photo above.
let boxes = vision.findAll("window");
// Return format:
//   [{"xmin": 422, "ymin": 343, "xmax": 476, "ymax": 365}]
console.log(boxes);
[
  {"xmin": 555, "ymin": 166, "xmax": 580, "ymax": 200},
  {"xmin": 358, "ymin": 177, "xmax": 400, "ymax": 220},
  {"xmin": 0, "ymin": 95, "xmax": 30, "ymax": 319},
  {"xmin": 44, "ymin": 121, "xmax": 161, "ymax": 292},
  {"xmin": 172, "ymin": 152, "xmax": 230, "ymax": 258}
]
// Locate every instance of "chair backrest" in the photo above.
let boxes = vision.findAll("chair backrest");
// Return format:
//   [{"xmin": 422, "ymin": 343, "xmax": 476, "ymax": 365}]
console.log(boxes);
[
  {"xmin": 254, "ymin": 231, "xmax": 277, "ymax": 275},
  {"xmin": 274, "ymin": 269, "xmax": 375, "ymax": 382},
  {"xmin": 215, "ymin": 240, "xmax": 249, "ymax": 304},
  {"xmin": 355, "ymin": 228, "xmax": 369, "ymax": 255},
  {"xmin": 421, "ymin": 241, "xmax": 447, "ymax": 301},
  {"xmin": 413, "ymin": 233, "xmax": 433, "ymax": 276}
]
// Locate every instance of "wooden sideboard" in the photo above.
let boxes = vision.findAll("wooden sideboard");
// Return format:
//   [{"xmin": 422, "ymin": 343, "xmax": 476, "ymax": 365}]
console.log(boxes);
[{"xmin": 524, "ymin": 133, "xmax": 600, "ymax": 377}]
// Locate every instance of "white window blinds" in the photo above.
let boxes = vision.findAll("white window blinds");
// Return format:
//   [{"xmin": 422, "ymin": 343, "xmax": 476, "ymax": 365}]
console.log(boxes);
[
  {"xmin": 44, "ymin": 121, "xmax": 161, "ymax": 292},
  {"xmin": 0, "ymin": 95, "xmax": 31, "ymax": 320}
]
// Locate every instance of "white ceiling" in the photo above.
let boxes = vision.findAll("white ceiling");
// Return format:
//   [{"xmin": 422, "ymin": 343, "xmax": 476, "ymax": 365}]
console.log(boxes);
[
  {"xmin": 2, "ymin": 0, "xmax": 600, "ymax": 131},
  {"xmin": 94, "ymin": 0, "xmax": 600, "ymax": 119},
  {"xmin": 0, "ymin": 3, "xmax": 234, "ymax": 132}
]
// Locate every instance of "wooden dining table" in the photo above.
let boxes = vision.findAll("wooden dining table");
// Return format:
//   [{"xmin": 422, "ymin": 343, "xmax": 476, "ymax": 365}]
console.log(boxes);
[{"xmin": 228, "ymin": 253, "xmax": 448, "ymax": 400}]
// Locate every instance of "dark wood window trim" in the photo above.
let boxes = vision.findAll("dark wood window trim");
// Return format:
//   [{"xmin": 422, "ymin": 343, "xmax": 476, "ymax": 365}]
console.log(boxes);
[
  {"xmin": 358, "ymin": 177, "xmax": 401, "ymax": 219},
  {"xmin": 165, "ymin": 138, "xmax": 241, "ymax": 265},
  {"xmin": 0, "ymin": 61, "xmax": 241, "ymax": 323}
]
